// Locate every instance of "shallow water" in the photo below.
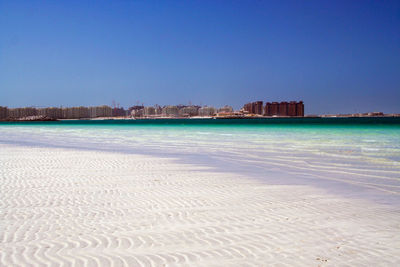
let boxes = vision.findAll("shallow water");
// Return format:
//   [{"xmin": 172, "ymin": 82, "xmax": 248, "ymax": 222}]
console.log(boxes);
[{"xmin": 1, "ymin": 119, "xmax": 399, "ymax": 204}]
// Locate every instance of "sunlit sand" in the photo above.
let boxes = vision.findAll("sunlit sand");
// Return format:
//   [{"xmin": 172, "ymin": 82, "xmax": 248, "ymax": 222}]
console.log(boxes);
[{"xmin": 1, "ymin": 142, "xmax": 399, "ymax": 266}]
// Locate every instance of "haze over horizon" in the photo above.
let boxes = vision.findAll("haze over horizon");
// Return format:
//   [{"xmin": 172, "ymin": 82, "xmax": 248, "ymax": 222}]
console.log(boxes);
[{"xmin": 1, "ymin": 0, "xmax": 399, "ymax": 114}]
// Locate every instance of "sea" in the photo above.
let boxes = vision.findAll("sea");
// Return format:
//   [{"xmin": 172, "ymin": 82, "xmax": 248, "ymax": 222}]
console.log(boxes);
[{"xmin": 1, "ymin": 117, "xmax": 399, "ymax": 205}]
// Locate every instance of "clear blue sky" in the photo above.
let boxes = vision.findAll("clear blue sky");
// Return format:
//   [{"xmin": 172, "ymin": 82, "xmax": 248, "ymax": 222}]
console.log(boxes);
[{"xmin": 1, "ymin": 0, "xmax": 399, "ymax": 114}]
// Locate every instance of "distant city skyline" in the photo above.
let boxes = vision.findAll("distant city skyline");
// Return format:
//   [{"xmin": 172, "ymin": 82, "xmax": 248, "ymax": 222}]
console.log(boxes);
[{"xmin": 1, "ymin": 0, "xmax": 399, "ymax": 114}]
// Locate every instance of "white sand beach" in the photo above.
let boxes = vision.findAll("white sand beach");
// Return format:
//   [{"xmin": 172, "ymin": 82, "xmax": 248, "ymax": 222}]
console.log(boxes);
[{"xmin": 1, "ymin": 143, "xmax": 400, "ymax": 266}]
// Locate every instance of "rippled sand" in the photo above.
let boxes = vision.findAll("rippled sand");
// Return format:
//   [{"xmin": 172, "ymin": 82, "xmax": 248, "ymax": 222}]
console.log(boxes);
[{"xmin": 1, "ymin": 144, "xmax": 400, "ymax": 266}]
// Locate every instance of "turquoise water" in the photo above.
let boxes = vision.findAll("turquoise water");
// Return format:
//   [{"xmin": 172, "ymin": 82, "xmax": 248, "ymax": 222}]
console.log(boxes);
[
  {"xmin": 1, "ymin": 117, "xmax": 400, "ymax": 125},
  {"xmin": 1, "ymin": 118, "xmax": 399, "ymax": 202}
]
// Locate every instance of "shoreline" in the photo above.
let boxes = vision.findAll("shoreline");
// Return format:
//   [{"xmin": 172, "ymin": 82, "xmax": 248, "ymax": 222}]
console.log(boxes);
[
  {"xmin": 2, "ymin": 135, "xmax": 400, "ymax": 208},
  {"xmin": 1, "ymin": 116, "xmax": 400, "ymax": 124}
]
